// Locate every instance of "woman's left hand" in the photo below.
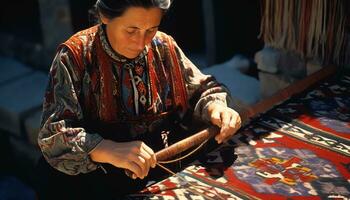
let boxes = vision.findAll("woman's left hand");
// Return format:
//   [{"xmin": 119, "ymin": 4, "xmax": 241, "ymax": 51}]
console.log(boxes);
[{"xmin": 207, "ymin": 103, "xmax": 241, "ymax": 144}]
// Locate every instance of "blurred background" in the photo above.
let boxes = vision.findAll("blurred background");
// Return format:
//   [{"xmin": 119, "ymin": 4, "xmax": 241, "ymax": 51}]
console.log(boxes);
[{"xmin": 0, "ymin": 0, "xmax": 349, "ymax": 199}]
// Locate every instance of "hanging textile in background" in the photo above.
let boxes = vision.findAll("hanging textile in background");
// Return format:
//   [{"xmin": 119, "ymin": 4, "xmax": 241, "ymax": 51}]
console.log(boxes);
[
  {"xmin": 126, "ymin": 69, "xmax": 350, "ymax": 199},
  {"xmin": 259, "ymin": 0, "xmax": 347, "ymax": 65}
]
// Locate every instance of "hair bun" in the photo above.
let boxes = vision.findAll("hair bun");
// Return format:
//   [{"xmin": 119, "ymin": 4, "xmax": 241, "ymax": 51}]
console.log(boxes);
[{"xmin": 156, "ymin": 0, "xmax": 171, "ymax": 9}]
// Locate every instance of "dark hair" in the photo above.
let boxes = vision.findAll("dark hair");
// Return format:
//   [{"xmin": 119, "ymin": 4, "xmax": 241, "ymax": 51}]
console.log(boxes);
[{"xmin": 95, "ymin": 0, "xmax": 171, "ymax": 20}]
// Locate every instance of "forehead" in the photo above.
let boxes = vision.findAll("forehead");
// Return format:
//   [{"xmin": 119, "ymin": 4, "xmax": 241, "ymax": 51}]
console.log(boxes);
[{"xmin": 115, "ymin": 7, "xmax": 163, "ymax": 29}]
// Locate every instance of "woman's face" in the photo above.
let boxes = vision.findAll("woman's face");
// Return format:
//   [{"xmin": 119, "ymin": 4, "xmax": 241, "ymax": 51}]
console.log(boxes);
[{"xmin": 102, "ymin": 7, "xmax": 163, "ymax": 59}]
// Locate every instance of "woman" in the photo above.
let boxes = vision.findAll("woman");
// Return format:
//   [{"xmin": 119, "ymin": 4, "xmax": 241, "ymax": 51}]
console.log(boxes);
[{"xmin": 36, "ymin": 0, "xmax": 241, "ymax": 199}]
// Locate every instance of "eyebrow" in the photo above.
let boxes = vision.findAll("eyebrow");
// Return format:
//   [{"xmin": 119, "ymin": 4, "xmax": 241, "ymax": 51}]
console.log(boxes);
[{"xmin": 127, "ymin": 25, "xmax": 159, "ymax": 30}]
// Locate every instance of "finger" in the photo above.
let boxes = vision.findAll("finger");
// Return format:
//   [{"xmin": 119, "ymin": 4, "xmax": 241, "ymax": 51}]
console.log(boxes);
[
  {"xmin": 139, "ymin": 150, "xmax": 151, "ymax": 176},
  {"xmin": 130, "ymin": 154, "xmax": 147, "ymax": 179},
  {"xmin": 127, "ymin": 160, "xmax": 143, "ymax": 179},
  {"xmin": 215, "ymin": 112, "xmax": 230, "ymax": 144},
  {"xmin": 141, "ymin": 143, "xmax": 157, "ymax": 168},
  {"xmin": 221, "ymin": 114, "xmax": 242, "ymax": 143},
  {"xmin": 138, "ymin": 155, "xmax": 149, "ymax": 179},
  {"xmin": 230, "ymin": 114, "xmax": 241, "ymax": 131},
  {"xmin": 221, "ymin": 125, "xmax": 235, "ymax": 143},
  {"xmin": 220, "ymin": 111, "xmax": 231, "ymax": 131},
  {"xmin": 210, "ymin": 109, "xmax": 222, "ymax": 127}
]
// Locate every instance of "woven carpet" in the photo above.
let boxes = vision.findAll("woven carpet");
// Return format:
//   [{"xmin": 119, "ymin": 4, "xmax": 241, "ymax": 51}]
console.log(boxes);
[{"xmin": 127, "ymin": 70, "xmax": 350, "ymax": 199}]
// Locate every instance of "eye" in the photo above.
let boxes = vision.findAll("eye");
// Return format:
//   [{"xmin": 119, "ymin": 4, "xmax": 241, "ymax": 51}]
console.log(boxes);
[
  {"xmin": 146, "ymin": 28, "xmax": 158, "ymax": 34},
  {"xmin": 126, "ymin": 29, "xmax": 137, "ymax": 35}
]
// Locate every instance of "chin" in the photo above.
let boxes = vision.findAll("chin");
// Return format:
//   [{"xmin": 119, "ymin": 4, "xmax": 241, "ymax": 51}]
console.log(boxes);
[
  {"xmin": 123, "ymin": 51, "xmax": 141, "ymax": 59},
  {"xmin": 128, "ymin": 55, "xmax": 139, "ymax": 59}
]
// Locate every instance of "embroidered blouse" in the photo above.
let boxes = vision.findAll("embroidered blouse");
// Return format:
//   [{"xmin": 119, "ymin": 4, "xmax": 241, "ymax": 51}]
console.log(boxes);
[{"xmin": 38, "ymin": 25, "xmax": 234, "ymax": 175}]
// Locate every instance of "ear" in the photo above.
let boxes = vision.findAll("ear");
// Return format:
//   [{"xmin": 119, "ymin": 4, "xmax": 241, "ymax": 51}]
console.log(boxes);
[{"xmin": 99, "ymin": 13, "xmax": 110, "ymax": 24}]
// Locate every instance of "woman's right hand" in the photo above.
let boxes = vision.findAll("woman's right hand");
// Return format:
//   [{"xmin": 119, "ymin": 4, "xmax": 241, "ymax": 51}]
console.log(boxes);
[{"xmin": 89, "ymin": 139, "xmax": 157, "ymax": 179}]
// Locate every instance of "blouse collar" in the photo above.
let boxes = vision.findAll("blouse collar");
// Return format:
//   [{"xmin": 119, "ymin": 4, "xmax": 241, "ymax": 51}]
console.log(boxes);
[{"xmin": 98, "ymin": 24, "xmax": 148, "ymax": 63}]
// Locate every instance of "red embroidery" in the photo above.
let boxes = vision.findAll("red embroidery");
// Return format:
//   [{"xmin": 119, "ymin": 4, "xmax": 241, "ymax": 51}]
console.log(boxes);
[
  {"xmin": 135, "ymin": 65, "xmax": 144, "ymax": 76},
  {"xmin": 137, "ymin": 82, "xmax": 147, "ymax": 95}
]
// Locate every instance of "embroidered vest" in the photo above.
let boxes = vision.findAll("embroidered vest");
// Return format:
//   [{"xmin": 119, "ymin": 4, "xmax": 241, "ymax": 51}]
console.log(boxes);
[{"xmin": 58, "ymin": 26, "xmax": 188, "ymax": 141}]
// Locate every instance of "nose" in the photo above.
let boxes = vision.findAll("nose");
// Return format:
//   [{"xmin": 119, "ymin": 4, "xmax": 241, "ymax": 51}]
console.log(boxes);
[{"xmin": 135, "ymin": 33, "xmax": 146, "ymax": 51}]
